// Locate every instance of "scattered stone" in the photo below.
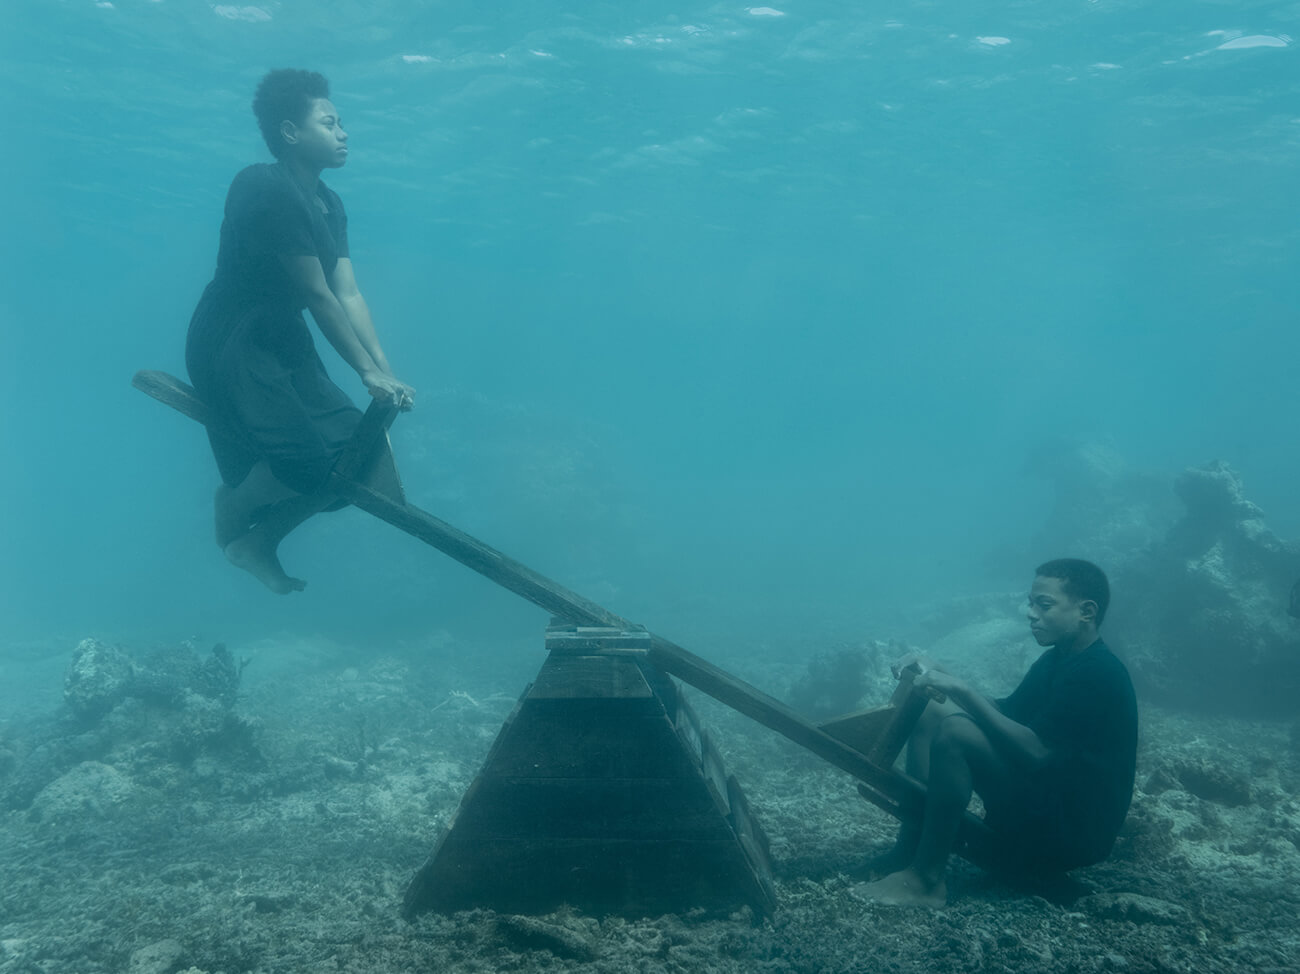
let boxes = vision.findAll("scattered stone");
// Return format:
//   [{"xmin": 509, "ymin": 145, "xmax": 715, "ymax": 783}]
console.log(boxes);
[
  {"xmin": 1174, "ymin": 760, "xmax": 1253, "ymax": 807},
  {"xmin": 238, "ymin": 890, "xmax": 296, "ymax": 914},
  {"xmin": 28, "ymin": 761, "xmax": 137, "ymax": 824},
  {"xmin": 0, "ymin": 939, "xmax": 27, "ymax": 959},
  {"xmin": 159, "ymin": 862, "xmax": 218, "ymax": 886},
  {"xmin": 496, "ymin": 914, "xmax": 599, "ymax": 961},
  {"xmin": 1142, "ymin": 766, "xmax": 1179, "ymax": 795},
  {"xmin": 322, "ymin": 755, "xmax": 360, "ymax": 779},
  {"xmin": 128, "ymin": 938, "xmax": 184, "ymax": 974},
  {"xmin": 1079, "ymin": 892, "xmax": 1190, "ymax": 926},
  {"xmin": 64, "ymin": 639, "xmax": 135, "ymax": 719}
]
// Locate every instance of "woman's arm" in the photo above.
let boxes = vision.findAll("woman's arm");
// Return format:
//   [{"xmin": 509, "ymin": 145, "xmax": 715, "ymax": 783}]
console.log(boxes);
[
  {"xmin": 282, "ymin": 255, "xmax": 412, "ymax": 407},
  {"xmin": 330, "ymin": 258, "xmax": 392, "ymax": 375}
]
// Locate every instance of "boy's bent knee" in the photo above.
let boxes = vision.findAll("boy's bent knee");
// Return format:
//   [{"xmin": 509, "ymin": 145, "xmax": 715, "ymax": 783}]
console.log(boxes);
[
  {"xmin": 916, "ymin": 697, "xmax": 965, "ymax": 734},
  {"xmin": 931, "ymin": 712, "xmax": 986, "ymax": 753}
]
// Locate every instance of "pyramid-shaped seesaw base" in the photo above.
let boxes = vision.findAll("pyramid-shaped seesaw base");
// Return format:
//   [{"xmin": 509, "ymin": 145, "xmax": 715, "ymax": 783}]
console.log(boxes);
[{"xmin": 402, "ymin": 623, "xmax": 776, "ymax": 918}]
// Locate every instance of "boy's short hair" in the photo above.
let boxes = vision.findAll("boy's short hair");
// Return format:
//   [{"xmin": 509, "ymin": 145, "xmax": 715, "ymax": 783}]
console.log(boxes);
[
  {"xmin": 1036, "ymin": 558, "xmax": 1110, "ymax": 626},
  {"xmin": 253, "ymin": 69, "xmax": 330, "ymax": 158}
]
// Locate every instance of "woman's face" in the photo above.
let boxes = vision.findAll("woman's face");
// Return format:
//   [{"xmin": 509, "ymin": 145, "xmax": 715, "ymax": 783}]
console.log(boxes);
[{"xmin": 283, "ymin": 98, "xmax": 348, "ymax": 170}]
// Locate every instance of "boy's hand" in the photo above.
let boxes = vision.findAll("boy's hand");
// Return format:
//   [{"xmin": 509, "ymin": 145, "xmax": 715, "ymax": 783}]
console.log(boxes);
[
  {"xmin": 890, "ymin": 652, "xmax": 941, "ymax": 680},
  {"xmin": 913, "ymin": 669, "xmax": 969, "ymax": 707}
]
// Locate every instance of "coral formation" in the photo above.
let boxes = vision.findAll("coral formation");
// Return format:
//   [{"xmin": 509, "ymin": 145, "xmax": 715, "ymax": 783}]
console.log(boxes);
[
  {"xmin": 1111, "ymin": 461, "xmax": 1300, "ymax": 714},
  {"xmin": 1029, "ymin": 448, "xmax": 1300, "ymax": 715},
  {"xmin": 1026, "ymin": 438, "xmax": 1178, "ymax": 570},
  {"xmin": 785, "ymin": 643, "xmax": 887, "ymax": 718},
  {"xmin": 3, "ymin": 641, "xmax": 259, "ymax": 816},
  {"xmin": 64, "ymin": 639, "xmax": 135, "ymax": 719}
]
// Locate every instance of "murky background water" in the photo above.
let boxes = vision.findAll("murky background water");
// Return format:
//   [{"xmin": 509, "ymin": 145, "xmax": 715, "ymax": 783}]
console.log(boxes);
[{"xmin": 3, "ymin": 0, "xmax": 1296, "ymax": 664}]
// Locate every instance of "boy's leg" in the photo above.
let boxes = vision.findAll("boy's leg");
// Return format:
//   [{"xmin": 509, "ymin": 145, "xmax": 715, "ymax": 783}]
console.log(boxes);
[
  {"xmin": 863, "ymin": 697, "xmax": 965, "ymax": 876},
  {"xmin": 856, "ymin": 713, "xmax": 1016, "ymax": 907},
  {"xmin": 911, "ymin": 715, "xmax": 1015, "ymax": 878}
]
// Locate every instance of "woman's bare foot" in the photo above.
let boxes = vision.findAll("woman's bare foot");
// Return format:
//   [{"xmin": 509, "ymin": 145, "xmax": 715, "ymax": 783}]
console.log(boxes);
[
  {"xmin": 223, "ymin": 529, "xmax": 305, "ymax": 595},
  {"xmin": 214, "ymin": 485, "xmax": 251, "ymax": 548},
  {"xmin": 850, "ymin": 868, "xmax": 947, "ymax": 909}
]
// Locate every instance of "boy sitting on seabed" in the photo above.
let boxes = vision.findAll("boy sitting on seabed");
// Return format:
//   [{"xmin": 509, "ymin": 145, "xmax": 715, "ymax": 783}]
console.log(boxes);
[{"xmin": 853, "ymin": 558, "xmax": 1138, "ymax": 908}]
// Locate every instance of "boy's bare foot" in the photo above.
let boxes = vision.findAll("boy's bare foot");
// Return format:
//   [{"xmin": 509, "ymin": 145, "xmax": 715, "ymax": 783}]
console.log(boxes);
[
  {"xmin": 857, "ymin": 842, "xmax": 916, "ymax": 880},
  {"xmin": 223, "ymin": 531, "xmax": 305, "ymax": 595},
  {"xmin": 214, "ymin": 485, "xmax": 250, "ymax": 548},
  {"xmin": 850, "ymin": 868, "xmax": 947, "ymax": 909}
]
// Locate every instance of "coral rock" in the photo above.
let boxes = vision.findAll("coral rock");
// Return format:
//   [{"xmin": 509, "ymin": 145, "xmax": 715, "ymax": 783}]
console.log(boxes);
[
  {"xmin": 128, "ymin": 938, "xmax": 185, "ymax": 974},
  {"xmin": 1079, "ymin": 892, "xmax": 1189, "ymax": 926},
  {"xmin": 63, "ymin": 638, "xmax": 134, "ymax": 719}
]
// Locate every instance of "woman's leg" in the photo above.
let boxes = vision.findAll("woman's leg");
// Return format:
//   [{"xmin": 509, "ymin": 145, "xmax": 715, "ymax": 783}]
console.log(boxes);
[
  {"xmin": 223, "ymin": 492, "xmax": 340, "ymax": 593},
  {"xmin": 214, "ymin": 461, "xmax": 297, "ymax": 547},
  {"xmin": 217, "ymin": 461, "xmax": 339, "ymax": 594}
]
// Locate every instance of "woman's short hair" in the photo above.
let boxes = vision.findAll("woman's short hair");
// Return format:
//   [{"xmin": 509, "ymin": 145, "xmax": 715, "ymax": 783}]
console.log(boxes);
[{"xmin": 252, "ymin": 69, "xmax": 330, "ymax": 158}]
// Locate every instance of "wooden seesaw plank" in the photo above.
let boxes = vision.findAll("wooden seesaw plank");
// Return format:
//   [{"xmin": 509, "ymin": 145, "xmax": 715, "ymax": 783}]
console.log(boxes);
[
  {"xmin": 133, "ymin": 368, "xmax": 212, "ymax": 426},
  {"xmin": 131, "ymin": 370, "xmax": 623, "ymax": 628},
  {"xmin": 339, "ymin": 479, "xmax": 628, "ymax": 630},
  {"xmin": 132, "ymin": 369, "xmax": 995, "ymax": 865}
]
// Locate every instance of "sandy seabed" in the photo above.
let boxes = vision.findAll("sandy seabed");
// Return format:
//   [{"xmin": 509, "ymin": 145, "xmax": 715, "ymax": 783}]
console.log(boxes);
[{"xmin": 1, "ymin": 634, "xmax": 1297, "ymax": 974}]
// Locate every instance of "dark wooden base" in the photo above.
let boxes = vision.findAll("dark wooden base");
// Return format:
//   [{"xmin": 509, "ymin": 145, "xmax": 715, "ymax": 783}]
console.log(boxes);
[{"xmin": 402, "ymin": 626, "xmax": 776, "ymax": 919}]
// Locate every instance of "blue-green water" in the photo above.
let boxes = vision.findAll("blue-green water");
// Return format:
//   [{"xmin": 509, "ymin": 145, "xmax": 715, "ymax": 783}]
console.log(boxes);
[{"xmin": 2, "ymin": 1, "xmax": 1297, "ymax": 652}]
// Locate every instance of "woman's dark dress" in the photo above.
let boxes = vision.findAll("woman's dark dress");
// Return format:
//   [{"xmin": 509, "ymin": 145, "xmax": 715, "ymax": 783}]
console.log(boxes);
[{"xmin": 186, "ymin": 162, "xmax": 361, "ymax": 494}]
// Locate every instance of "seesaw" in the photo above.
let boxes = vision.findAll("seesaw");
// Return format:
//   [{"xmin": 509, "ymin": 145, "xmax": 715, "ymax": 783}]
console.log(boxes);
[{"xmin": 133, "ymin": 370, "xmax": 995, "ymax": 917}]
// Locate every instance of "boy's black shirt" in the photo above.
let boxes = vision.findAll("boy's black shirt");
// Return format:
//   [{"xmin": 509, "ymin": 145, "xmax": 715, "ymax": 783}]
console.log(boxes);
[{"xmin": 995, "ymin": 639, "xmax": 1139, "ymax": 867}]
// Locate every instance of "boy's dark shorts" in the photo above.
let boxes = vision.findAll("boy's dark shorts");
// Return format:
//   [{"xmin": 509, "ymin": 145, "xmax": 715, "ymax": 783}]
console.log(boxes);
[{"xmin": 979, "ymin": 777, "xmax": 1091, "ymax": 876}]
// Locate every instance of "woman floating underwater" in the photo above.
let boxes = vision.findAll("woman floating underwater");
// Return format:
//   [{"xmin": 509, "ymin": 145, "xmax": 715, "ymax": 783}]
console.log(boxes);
[{"xmin": 186, "ymin": 68, "xmax": 415, "ymax": 594}]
